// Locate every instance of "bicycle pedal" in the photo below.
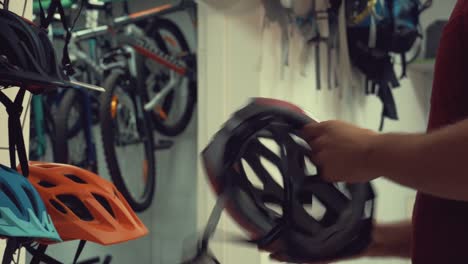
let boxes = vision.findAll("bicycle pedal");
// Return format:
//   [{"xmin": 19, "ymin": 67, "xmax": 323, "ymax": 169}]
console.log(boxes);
[{"xmin": 155, "ymin": 140, "xmax": 174, "ymax": 150}]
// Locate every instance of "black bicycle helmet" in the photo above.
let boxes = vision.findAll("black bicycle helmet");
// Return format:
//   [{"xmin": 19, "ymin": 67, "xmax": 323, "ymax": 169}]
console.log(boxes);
[
  {"xmin": 198, "ymin": 98, "xmax": 375, "ymax": 263},
  {"xmin": 0, "ymin": 9, "xmax": 103, "ymax": 93}
]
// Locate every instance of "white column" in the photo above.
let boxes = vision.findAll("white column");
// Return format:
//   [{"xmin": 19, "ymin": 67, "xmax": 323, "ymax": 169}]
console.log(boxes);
[
  {"xmin": 0, "ymin": 2, "xmax": 32, "ymax": 263},
  {"xmin": 196, "ymin": 2, "xmax": 268, "ymax": 263}
]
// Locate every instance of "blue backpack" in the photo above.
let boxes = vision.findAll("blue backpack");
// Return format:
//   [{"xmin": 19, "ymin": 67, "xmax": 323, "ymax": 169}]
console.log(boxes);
[{"xmin": 347, "ymin": 0, "xmax": 431, "ymax": 130}]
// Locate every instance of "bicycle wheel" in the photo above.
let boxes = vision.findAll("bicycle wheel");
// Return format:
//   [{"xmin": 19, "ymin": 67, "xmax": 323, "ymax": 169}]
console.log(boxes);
[
  {"xmin": 100, "ymin": 70, "xmax": 156, "ymax": 212},
  {"xmin": 54, "ymin": 89, "xmax": 97, "ymax": 172},
  {"xmin": 73, "ymin": 61, "xmax": 101, "ymax": 125},
  {"xmin": 144, "ymin": 18, "xmax": 197, "ymax": 136},
  {"xmin": 29, "ymin": 95, "xmax": 55, "ymax": 161}
]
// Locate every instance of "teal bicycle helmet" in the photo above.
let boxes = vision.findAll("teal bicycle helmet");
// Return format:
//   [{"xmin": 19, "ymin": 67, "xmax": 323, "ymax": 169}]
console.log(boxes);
[{"xmin": 0, "ymin": 164, "xmax": 60, "ymax": 241}]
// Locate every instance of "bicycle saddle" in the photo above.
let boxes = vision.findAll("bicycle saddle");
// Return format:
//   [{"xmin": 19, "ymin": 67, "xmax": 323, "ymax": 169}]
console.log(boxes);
[{"xmin": 196, "ymin": 98, "xmax": 375, "ymax": 263}]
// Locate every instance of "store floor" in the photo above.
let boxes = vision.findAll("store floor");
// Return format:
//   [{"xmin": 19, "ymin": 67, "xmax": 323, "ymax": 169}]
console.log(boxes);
[{"xmin": 27, "ymin": 112, "xmax": 198, "ymax": 264}]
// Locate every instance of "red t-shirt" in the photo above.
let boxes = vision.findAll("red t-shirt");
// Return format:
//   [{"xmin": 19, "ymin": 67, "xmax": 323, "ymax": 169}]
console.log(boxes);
[{"xmin": 412, "ymin": 1, "xmax": 468, "ymax": 263}]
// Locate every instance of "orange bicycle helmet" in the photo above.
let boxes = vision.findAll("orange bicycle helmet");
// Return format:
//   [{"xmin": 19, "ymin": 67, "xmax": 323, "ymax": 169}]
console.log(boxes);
[{"xmin": 20, "ymin": 161, "xmax": 148, "ymax": 245}]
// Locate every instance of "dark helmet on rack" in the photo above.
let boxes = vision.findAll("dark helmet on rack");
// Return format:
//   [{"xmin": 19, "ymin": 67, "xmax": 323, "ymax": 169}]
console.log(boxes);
[
  {"xmin": 0, "ymin": 8, "xmax": 104, "ymax": 93},
  {"xmin": 0, "ymin": 7, "xmax": 104, "ymax": 183}
]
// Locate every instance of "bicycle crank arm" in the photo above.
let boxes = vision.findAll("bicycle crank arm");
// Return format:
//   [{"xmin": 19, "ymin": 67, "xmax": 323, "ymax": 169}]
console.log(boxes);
[
  {"xmin": 154, "ymin": 139, "xmax": 174, "ymax": 150},
  {"xmin": 144, "ymin": 71, "xmax": 182, "ymax": 112},
  {"xmin": 76, "ymin": 256, "xmax": 100, "ymax": 264},
  {"xmin": 116, "ymin": 138, "xmax": 145, "ymax": 146}
]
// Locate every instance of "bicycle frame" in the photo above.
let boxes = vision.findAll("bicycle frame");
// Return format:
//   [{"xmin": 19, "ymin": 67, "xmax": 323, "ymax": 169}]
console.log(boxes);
[
  {"xmin": 75, "ymin": 85, "xmax": 98, "ymax": 171},
  {"xmin": 71, "ymin": 0, "xmax": 197, "ymax": 111},
  {"xmin": 31, "ymin": 95, "xmax": 47, "ymax": 158},
  {"xmin": 73, "ymin": 0, "xmax": 195, "ymax": 42},
  {"xmin": 48, "ymin": 34, "xmax": 100, "ymax": 170},
  {"xmin": 73, "ymin": 1, "xmax": 195, "ymax": 71},
  {"xmin": 30, "ymin": 89, "xmax": 68, "ymax": 161}
]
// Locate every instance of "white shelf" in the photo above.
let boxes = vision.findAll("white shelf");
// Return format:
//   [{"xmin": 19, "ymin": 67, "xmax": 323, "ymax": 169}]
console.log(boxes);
[{"xmin": 408, "ymin": 60, "xmax": 435, "ymax": 75}]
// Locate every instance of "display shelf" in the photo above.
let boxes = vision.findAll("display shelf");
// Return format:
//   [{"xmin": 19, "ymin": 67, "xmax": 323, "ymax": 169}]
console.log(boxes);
[{"xmin": 408, "ymin": 59, "xmax": 435, "ymax": 75}]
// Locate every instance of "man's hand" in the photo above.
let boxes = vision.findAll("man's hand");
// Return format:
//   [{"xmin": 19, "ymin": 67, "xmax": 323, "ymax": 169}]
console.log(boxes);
[
  {"xmin": 302, "ymin": 120, "xmax": 380, "ymax": 183},
  {"xmin": 302, "ymin": 118, "xmax": 468, "ymax": 201}
]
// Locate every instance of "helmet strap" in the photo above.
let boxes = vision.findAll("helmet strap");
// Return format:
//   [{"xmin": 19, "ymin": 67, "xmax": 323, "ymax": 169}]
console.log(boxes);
[
  {"xmin": 26, "ymin": 241, "xmax": 104, "ymax": 264},
  {"xmin": 0, "ymin": 89, "xmax": 29, "ymax": 177},
  {"xmin": 72, "ymin": 240, "xmax": 87, "ymax": 264},
  {"xmin": 2, "ymin": 238, "xmax": 19, "ymax": 264},
  {"xmin": 2, "ymin": 0, "xmax": 9, "ymax": 10},
  {"xmin": 25, "ymin": 244, "xmax": 62, "ymax": 264},
  {"xmin": 181, "ymin": 186, "xmax": 231, "ymax": 263},
  {"xmin": 183, "ymin": 136, "xmax": 294, "ymax": 263},
  {"xmin": 30, "ymin": 244, "xmax": 49, "ymax": 264},
  {"xmin": 37, "ymin": 0, "xmax": 80, "ymax": 76},
  {"xmin": 2, "ymin": 238, "xmax": 33, "ymax": 264}
]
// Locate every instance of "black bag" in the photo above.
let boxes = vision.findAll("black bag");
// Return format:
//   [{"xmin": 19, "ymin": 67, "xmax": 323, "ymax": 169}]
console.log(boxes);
[{"xmin": 347, "ymin": 0, "xmax": 431, "ymax": 130}]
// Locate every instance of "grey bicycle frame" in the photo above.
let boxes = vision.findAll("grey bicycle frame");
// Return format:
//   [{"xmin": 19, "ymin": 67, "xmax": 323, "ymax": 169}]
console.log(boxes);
[{"xmin": 69, "ymin": 0, "xmax": 196, "ymax": 112}]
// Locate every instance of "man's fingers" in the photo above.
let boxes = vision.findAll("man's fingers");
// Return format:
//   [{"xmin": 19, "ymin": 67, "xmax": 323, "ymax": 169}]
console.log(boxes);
[
  {"xmin": 301, "ymin": 121, "xmax": 330, "ymax": 142},
  {"xmin": 319, "ymin": 167, "xmax": 335, "ymax": 182},
  {"xmin": 269, "ymin": 253, "xmax": 331, "ymax": 264},
  {"xmin": 309, "ymin": 151, "xmax": 324, "ymax": 167},
  {"xmin": 269, "ymin": 253, "xmax": 288, "ymax": 262},
  {"xmin": 310, "ymin": 135, "xmax": 328, "ymax": 150},
  {"xmin": 308, "ymin": 136, "xmax": 327, "ymax": 163}
]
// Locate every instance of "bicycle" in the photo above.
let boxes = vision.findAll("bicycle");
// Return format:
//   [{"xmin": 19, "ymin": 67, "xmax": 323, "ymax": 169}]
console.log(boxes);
[
  {"xmin": 52, "ymin": 0, "xmax": 147, "ymax": 172},
  {"xmin": 29, "ymin": 0, "xmax": 100, "ymax": 172},
  {"xmin": 29, "ymin": 94, "xmax": 55, "ymax": 161},
  {"xmin": 51, "ymin": 2, "xmax": 105, "ymax": 172},
  {"xmin": 143, "ymin": 13, "xmax": 198, "ymax": 137},
  {"xmin": 29, "ymin": 0, "xmax": 76, "ymax": 162},
  {"xmin": 67, "ymin": 0, "xmax": 197, "ymax": 212}
]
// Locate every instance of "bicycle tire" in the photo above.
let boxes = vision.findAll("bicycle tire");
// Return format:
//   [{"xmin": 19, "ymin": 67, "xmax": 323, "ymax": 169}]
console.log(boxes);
[
  {"xmin": 145, "ymin": 18, "xmax": 197, "ymax": 137},
  {"xmin": 100, "ymin": 70, "xmax": 156, "ymax": 212},
  {"xmin": 54, "ymin": 89, "xmax": 97, "ymax": 171},
  {"xmin": 30, "ymin": 95, "xmax": 52, "ymax": 161},
  {"xmin": 73, "ymin": 62, "xmax": 101, "ymax": 126},
  {"xmin": 43, "ymin": 101, "xmax": 55, "ymax": 138}
]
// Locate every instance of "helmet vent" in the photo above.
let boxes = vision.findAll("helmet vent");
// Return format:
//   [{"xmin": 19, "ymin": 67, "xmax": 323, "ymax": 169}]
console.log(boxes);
[
  {"xmin": 64, "ymin": 174, "xmax": 87, "ymax": 184},
  {"xmin": 304, "ymin": 196, "xmax": 328, "ymax": 223},
  {"xmin": 92, "ymin": 193, "xmax": 115, "ymax": 219},
  {"xmin": 57, "ymin": 195, "xmax": 94, "ymax": 221},
  {"xmin": 241, "ymin": 159, "xmax": 264, "ymax": 191},
  {"xmin": 264, "ymin": 202, "xmax": 283, "ymax": 216},
  {"xmin": 38, "ymin": 181, "xmax": 56, "ymax": 188},
  {"xmin": 0, "ymin": 183, "xmax": 23, "ymax": 215},
  {"xmin": 23, "ymin": 186, "xmax": 39, "ymax": 217},
  {"xmin": 50, "ymin": 199, "xmax": 67, "ymax": 214}
]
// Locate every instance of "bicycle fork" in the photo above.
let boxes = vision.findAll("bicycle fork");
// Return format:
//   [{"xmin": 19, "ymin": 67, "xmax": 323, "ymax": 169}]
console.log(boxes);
[
  {"xmin": 143, "ymin": 71, "xmax": 183, "ymax": 115},
  {"xmin": 81, "ymin": 89, "xmax": 98, "ymax": 172}
]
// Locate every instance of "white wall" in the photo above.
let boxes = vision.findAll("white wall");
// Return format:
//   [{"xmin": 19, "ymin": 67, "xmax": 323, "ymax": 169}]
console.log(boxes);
[
  {"xmin": 197, "ymin": 3, "xmax": 264, "ymax": 263},
  {"xmin": 198, "ymin": 1, "xmax": 455, "ymax": 264},
  {"xmin": 0, "ymin": 2, "xmax": 32, "ymax": 264},
  {"xmin": 0, "ymin": 1, "xmax": 33, "ymax": 155}
]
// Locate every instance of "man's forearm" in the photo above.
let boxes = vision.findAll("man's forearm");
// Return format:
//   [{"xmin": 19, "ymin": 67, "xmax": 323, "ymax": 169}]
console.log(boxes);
[
  {"xmin": 369, "ymin": 119, "xmax": 468, "ymax": 201},
  {"xmin": 370, "ymin": 221, "xmax": 412, "ymax": 258}
]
